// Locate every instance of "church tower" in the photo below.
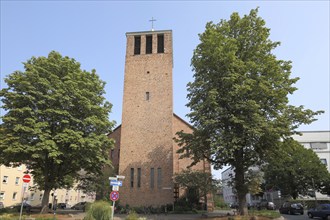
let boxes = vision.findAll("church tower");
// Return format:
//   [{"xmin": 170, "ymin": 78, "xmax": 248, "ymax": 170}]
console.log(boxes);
[
  {"xmin": 119, "ymin": 30, "xmax": 174, "ymax": 206},
  {"xmin": 108, "ymin": 29, "xmax": 213, "ymax": 210}
]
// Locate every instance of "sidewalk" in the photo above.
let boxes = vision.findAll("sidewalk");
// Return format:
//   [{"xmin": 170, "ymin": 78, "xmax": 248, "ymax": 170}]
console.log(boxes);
[{"xmin": 68, "ymin": 209, "xmax": 234, "ymax": 220}]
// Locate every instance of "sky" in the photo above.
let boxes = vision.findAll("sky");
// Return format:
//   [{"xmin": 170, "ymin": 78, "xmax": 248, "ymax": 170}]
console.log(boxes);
[{"xmin": 1, "ymin": 1, "xmax": 329, "ymax": 178}]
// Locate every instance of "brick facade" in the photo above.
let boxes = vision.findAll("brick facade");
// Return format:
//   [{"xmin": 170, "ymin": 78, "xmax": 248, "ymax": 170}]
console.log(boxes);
[{"xmin": 108, "ymin": 30, "xmax": 213, "ymax": 209}]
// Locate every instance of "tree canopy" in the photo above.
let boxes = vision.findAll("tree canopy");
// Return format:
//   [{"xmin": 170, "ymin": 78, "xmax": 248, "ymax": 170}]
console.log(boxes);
[
  {"xmin": 263, "ymin": 139, "xmax": 330, "ymax": 199},
  {"xmin": 0, "ymin": 51, "xmax": 115, "ymax": 211},
  {"xmin": 174, "ymin": 169, "xmax": 219, "ymax": 210},
  {"xmin": 176, "ymin": 8, "xmax": 323, "ymax": 215}
]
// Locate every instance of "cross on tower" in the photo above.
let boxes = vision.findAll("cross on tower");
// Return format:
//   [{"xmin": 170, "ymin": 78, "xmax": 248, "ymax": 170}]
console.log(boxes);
[{"xmin": 149, "ymin": 17, "xmax": 156, "ymax": 31}]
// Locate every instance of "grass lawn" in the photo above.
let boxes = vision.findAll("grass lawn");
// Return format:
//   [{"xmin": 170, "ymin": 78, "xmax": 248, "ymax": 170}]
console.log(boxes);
[
  {"xmin": 0, "ymin": 213, "xmax": 78, "ymax": 220},
  {"xmin": 248, "ymin": 210, "xmax": 281, "ymax": 219}
]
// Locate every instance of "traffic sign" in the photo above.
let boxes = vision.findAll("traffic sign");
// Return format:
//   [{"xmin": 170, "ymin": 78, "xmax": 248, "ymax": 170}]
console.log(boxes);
[
  {"xmin": 112, "ymin": 186, "xmax": 119, "ymax": 191},
  {"xmin": 110, "ymin": 180, "xmax": 122, "ymax": 186},
  {"xmin": 110, "ymin": 191, "xmax": 119, "ymax": 201},
  {"xmin": 22, "ymin": 174, "xmax": 31, "ymax": 183}
]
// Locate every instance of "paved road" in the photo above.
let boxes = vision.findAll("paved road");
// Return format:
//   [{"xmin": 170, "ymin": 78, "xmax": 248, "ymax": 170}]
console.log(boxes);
[
  {"xmin": 281, "ymin": 213, "xmax": 310, "ymax": 220},
  {"xmin": 68, "ymin": 210, "xmax": 235, "ymax": 220},
  {"xmin": 56, "ymin": 209, "xmax": 325, "ymax": 220}
]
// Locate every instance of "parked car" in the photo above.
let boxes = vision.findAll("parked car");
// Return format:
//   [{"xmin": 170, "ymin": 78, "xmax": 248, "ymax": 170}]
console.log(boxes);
[
  {"xmin": 57, "ymin": 203, "xmax": 70, "ymax": 209},
  {"xmin": 307, "ymin": 203, "xmax": 330, "ymax": 220},
  {"xmin": 279, "ymin": 202, "xmax": 304, "ymax": 215},
  {"xmin": 10, "ymin": 202, "xmax": 32, "ymax": 213},
  {"xmin": 257, "ymin": 200, "xmax": 276, "ymax": 210},
  {"xmin": 29, "ymin": 204, "xmax": 43, "ymax": 212},
  {"xmin": 230, "ymin": 202, "xmax": 239, "ymax": 209},
  {"xmin": 71, "ymin": 202, "xmax": 87, "ymax": 211},
  {"xmin": 10, "ymin": 203, "xmax": 43, "ymax": 213}
]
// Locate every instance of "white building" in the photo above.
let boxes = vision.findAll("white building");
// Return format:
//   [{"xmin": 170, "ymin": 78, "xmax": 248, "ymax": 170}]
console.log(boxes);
[
  {"xmin": 292, "ymin": 131, "xmax": 330, "ymax": 172},
  {"xmin": 0, "ymin": 164, "xmax": 95, "ymax": 208},
  {"xmin": 222, "ymin": 131, "xmax": 330, "ymax": 205}
]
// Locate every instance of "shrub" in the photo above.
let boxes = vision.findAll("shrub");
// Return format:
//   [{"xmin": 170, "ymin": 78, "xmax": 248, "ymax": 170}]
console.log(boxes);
[
  {"xmin": 125, "ymin": 210, "xmax": 139, "ymax": 220},
  {"xmin": 174, "ymin": 198, "xmax": 193, "ymax": 211},
  {"xmin": 214, "ymin": 195, "xmax": 230, "ymax": 209},
  {"xmin": 84, "ymin": 201, "xmax": 112, "ymax": 220}
]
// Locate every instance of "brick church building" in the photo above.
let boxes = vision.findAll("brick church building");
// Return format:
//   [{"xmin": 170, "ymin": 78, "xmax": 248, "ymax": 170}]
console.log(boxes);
[{"xmin": 108, "ymin": 29, "xmax": 213, "ymax": 210}]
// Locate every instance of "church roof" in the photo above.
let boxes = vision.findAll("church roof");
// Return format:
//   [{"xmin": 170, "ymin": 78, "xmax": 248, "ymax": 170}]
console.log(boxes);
[
  {"xmin": 108, "ymin": 113, "xmax": 193, "ymax": 136},
  {"xmin": 173, "ymin": 113, "xmax": 194, "ymax": 129}
]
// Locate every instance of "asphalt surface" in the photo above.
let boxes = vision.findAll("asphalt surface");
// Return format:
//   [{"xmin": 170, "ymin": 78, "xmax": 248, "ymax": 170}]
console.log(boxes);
[
  {"xmin": 31, "ymin": 209, "xmax": 318, "ymax": 220},
  {"xmin": 61, "ymin": 209, "xmax": 235, "ymax": 220}
]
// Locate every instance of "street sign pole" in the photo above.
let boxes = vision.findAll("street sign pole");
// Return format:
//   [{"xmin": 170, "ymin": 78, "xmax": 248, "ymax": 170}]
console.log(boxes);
[
  {"xmin": 19, "ymin": 184, "xmax": 26, "ymax": 220},
  {"xmin": 112, "ymin": 200, "xmax": 115, "ymax": 220},
  {"xmin": 110, "ymin": 191, "xmax": 119, "ymax": 219},
  {"xmin": 109, "ymin": 175, "xmax": 124, "ymax": 220},
  {"xmin": 19, "ymin": 174, "xmax": 31, "ymax": 220}
]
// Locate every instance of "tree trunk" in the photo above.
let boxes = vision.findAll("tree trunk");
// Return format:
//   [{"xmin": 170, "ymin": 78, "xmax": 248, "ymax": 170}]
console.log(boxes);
[
  {"xmin": 40, "ymin": 188, "xmax": 51, "ymax": 214},
  {"xmin": 234, "ymin": 150, "xmax": 248, "ymax": 215}
]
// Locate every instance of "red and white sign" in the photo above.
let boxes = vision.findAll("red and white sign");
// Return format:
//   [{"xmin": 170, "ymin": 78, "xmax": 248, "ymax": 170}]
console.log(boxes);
[
  {"xmin": 110, "ymin": 191, "xmax": 119, "ymax": 201},
  {"xmin": 22, "ymin": 174, "xmax": 31, "ymax": 183}
]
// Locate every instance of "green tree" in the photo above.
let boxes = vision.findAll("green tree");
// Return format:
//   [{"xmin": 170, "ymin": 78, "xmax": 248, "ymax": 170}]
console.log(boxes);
[
  {"xmin": 176, "ymin": 8, "xmax": 322, "ymax": 215},
  {"xmin": 0, "ymin": 51, "xmax": 114, "ymax": 212},
  {"xmin": 263, "ymin": 139, "xmax": 330, "ymax": 199},
  {"xmin": 246, "ymin": 169, "xmax": 263, "ymax": 196},
  {"xmin": 77, "ymin": 165, "xmax": 115, "ymax": 201},
  {"xmin": 174, "ymin": 169, "xmax": 219, "ymax": 210}
]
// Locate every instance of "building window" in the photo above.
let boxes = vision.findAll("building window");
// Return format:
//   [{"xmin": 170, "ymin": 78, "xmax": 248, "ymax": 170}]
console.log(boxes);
[
  {"xmin": 146, "ymin": 35, "xmax": 152, "ymax": 54},
  {"xmin": 2, "ymin": 176, "xmax": 8, "ymax": 183},
  {"xmin": 30, "ymin": 193, "xmax": 35, "ymax": 200},
  {"xmin": 146, "ymin": 92, "xmax": 150, "ymax": 101},
  {"xmin": 130, "ymin": 168, "xmax": 134, "ymax": 188},
  {"xmin": 150, "ymin": 168, "xmax": 154, "ymax": 189},
  {"xmin": 137, "ymin": 168, "xmax": 141, "ymax": 188},
  {"xmin": 110, "ymin": 149, "xmax": 114, "ymax": 159},
  {"xmin": 157, "ymin": 34, "xmax": 164, "ymax": 53},
  {"xmin": 39, "ymin": 194, "xmax": 43, "ymax": 200},
  {"xmin": 157, "ymin": 168, "xmax": 162, "ymax": 188},
  {"xmin": 118, "ymin": 149, "xmax": 120, "ymax": 159},
  {"xmin": 0, "ymin": 192, "xmax": 5, "ymax": 200},
  {"xmin": 15, "ymin": 177, "xmax": 20, "ymax": 185},
  {"xmin": 320, "ymin": 159, "xmax": 327, "ymax": 166},
  {"xmin": 311, "ymin": 142, "xmax": 327, "ymax": 149},
  {"xmin": 134, "ymin": 36, "xmax": 141, "ymax": 55},
  {"xmin": 12, "ymin": 192, "xmax": 17, "ymax": 200}
]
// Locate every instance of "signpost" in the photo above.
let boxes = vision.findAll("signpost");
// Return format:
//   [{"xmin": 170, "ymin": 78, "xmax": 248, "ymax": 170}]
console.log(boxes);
[
  {"xmin": 110, "ymin": 191, "xmax": 119, "ymax": 201},
  {"xmin": 110, "ymin": 191, "xmax": 119, "ymax": 220},
  {"xmin": 19, "ymin": 174, "xmax": 31, "ymax": 220},
  {"xmin": 22, "ymin": 174, "xmax": 31, "ymax": 183},
  {"xmin": 109, "ymin": 176, "xmax": 125, "ymax": 220},
  {"xmin": 110, "ymin": 180, "xmax": 122, "ymax": 186}
]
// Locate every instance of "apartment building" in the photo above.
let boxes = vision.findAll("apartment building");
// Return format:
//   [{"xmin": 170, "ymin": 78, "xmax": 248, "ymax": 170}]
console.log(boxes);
[
  {"xmin": 0, "ymin": 164, "xmax": 95, "ymax": 207},
  {"xmin": 222, "ymin": 131, "xmax": 330, "ymax": 205}
]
